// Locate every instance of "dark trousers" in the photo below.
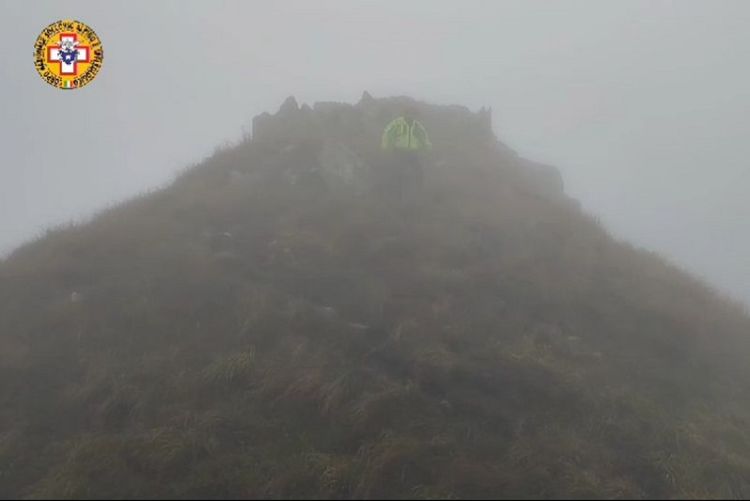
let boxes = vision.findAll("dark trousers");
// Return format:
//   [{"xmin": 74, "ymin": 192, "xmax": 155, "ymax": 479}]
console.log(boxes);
[{"xmin": 390, "ymin": 150, "xmax": 423, "ymax": 199}]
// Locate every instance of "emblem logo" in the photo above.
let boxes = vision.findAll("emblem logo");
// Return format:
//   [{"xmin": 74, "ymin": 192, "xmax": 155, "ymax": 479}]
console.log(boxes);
[{"xmin": 34, "ymin": 19, "xmax": 103, "ymax": 90}]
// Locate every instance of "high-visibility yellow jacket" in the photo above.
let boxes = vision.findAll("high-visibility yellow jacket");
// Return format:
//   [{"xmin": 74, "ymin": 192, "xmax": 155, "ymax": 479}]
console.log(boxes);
[{"xmin": 381, "ymin": 117, "xmax": 432, "ymax": 151}]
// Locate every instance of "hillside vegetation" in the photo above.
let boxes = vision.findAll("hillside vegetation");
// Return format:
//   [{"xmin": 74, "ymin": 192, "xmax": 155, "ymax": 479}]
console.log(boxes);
[{"xmin": 1, "ymin": 94, "xmax": 750, "ymax": 499}]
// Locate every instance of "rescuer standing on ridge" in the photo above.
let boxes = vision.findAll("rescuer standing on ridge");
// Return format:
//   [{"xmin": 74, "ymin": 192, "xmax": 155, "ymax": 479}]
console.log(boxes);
[{"xmin": 381, "ymin": 107, "xmax": 432, "ymax": 198}]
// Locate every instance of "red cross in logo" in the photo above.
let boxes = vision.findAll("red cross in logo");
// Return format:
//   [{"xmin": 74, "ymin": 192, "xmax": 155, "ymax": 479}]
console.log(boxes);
[{"xmin": 47, "ymin": 33, "xmax": 90, "ymax": 76}]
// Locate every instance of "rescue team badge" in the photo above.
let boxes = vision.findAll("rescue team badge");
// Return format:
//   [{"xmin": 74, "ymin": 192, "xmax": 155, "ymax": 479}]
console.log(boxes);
[{"xmin": 34, "ymin": 19, "xmax": 103, "ymax": 90}]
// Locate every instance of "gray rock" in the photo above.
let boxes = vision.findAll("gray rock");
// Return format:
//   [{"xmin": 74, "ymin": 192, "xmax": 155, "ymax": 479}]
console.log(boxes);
[
  {"xmin": 278, "ymin": 96, "xmax": 299, "ymax": 115},
  {"xmin": 517, "ymin": 159, "xmax": 564, "ymax": 198},
  {"xmin": 359, "ymin": 90, "xmax": 375, "ymax": 106},
  {"xmin": 316, "ymin": 141, "xmax": 368, "ymax": 189}
]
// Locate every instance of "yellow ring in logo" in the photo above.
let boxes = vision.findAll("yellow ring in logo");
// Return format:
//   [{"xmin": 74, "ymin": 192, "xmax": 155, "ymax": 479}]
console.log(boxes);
[{"xmin": 34, "ymin": 19, "xmax": 103, "ymax": 90}]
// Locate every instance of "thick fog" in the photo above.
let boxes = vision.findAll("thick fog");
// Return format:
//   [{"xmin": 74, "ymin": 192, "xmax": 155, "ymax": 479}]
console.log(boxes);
[{"xmin": 1, "ymin": 0, "xmax": 749, "ymax": 305}]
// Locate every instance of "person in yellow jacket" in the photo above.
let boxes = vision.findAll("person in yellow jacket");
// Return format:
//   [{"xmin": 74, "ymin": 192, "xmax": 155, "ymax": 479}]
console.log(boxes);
[
  {"xmin": 380, "ymin": 108, "xmax": 432, "ymax": 197},
  {"xmin": 381, "ymin": 109, "xmax": 432, "ymax": 152}
]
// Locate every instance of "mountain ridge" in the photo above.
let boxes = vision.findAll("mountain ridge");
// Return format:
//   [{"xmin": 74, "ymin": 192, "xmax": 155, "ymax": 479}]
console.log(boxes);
[{"xmin": 1, "ymin": 93, "xmax": 749, "ymax": 498}]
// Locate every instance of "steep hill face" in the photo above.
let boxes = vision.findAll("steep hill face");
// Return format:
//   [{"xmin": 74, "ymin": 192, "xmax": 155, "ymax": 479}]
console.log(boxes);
[{"xmin": 1, "ymin": 94, "xmax": 750, "ymax": 499}]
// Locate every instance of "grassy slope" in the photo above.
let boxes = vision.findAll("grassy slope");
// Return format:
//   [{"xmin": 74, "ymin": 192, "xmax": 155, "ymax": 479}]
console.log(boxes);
[{"xmin": 1, "ymin": 99, "xmax": 750, "ymax": 499}]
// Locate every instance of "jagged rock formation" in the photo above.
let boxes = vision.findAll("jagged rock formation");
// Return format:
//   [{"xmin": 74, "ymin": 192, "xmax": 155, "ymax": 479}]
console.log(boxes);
[
  {"xmin": 251, "ymin": 92, "xmax": 566, "ymax": 202},
  {"xmin": 1, "ymin": 94, "xmax": 750, "ymax": 499}
]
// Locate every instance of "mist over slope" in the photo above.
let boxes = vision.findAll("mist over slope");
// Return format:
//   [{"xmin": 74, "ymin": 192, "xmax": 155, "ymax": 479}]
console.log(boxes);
[{"xmin": 1, "ymin": 94, "xmax": 750, "ymax": 498}]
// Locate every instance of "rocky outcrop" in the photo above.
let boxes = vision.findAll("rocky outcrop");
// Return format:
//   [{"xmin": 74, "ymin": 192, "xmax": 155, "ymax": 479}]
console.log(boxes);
[
  {"xmin": 249, "ymin": 92, "xmax": 567, "ymax": 202},
  {"xmin": 516, "ymin": 159, "xmax": 565, "ymax": 198}
]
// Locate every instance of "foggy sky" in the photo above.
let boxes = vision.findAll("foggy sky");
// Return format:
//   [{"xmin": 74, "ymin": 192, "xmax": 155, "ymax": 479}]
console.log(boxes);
[{"xmin": 1, "ymin": 0, "xmax": 749, "ymax": 306}]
